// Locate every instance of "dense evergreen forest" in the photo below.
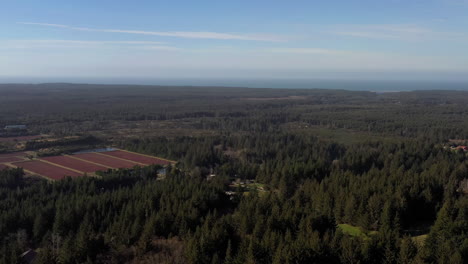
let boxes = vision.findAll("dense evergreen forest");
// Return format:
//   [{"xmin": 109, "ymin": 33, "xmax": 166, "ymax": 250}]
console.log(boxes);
[{"xmin": 0, "ymin": 84, "xmax": 467, "ymax": 263}]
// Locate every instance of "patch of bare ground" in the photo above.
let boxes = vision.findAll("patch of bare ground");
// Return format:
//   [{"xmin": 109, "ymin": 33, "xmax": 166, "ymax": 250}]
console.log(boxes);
[
  {"xmin": 0, "ymin": 135, "xmax": 44, "ymax": 142},
  {"xmin": 33, "ymin": 135, "xmax": 75, "ymax": 142},
  {"xmin": 449, "ymin": 139, "xmax": 467, "ymax": 144},
  {"xmin": 88, "ymin": 120, "xmax": 217, "ymax": 140},
  {"xmin": 224, "ymin": 148, "xmax": 245, "ymax": 159},
  {"xmin": 243, "ymin": 95, "xmax": 307, "ymax": 101}
]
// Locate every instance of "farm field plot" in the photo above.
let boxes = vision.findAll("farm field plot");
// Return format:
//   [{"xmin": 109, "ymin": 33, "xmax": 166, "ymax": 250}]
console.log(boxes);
[
  {"xmin": 72, "ymin": 153, "xmax": 139, "ymax": 168},
  {"xmin": 0, "ymin": 152, "xmax": 27, "ymax": 158},
  {"xmin": 41, "ymin": 155, "xmax": 109, "ymax": 173},
  {"xmin": 1, "ymin": 149, "xmax": 172, "ymax": 180},
  {"xmin": 13, "ymin": 160, "xmax": 82, "ymax": 180},
  {"xmin": 101, "ymin": 150, "xmax": 173, "ymax": 165},
  {"xmin": 0, "ymin": 156, "xmax": 24, "ymax": 163},
  {"xmin": 0, "ymin": 135, "xmax": 42, "ymax": 142}
]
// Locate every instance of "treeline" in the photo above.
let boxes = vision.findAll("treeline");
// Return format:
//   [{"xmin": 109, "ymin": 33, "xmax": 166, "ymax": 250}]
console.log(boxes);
[
  {"xmin": 0, "ymin": 85, "xmax": 468, "ymax": 263},
  {"xmin": 122, "ymin": 135, "xmax": 465, "ymax": 218},
  {"xmin": 0, "ymin": 166, "xmax": 231, "ymax": 263},
  {"xmin": 119, "ymin": 133, "xmax": 467, "ymax": 263},
  {"xmin": 24, "ymin": 135, "xmax": 102, "ymax": 150},
  {"xmin": 0, "ymin": 134, "xmax": 467, "ymax": 263},
  {"xmin": 2, "ymin": 85, "xmax": 468, "ymax": 139},
  {"xmin": 185, "ymin": 185, "xmax": 467, "ymax": 264},
  {"xmin": 1, "ymin": 132, "xmax": 467, "ymax": 263}
]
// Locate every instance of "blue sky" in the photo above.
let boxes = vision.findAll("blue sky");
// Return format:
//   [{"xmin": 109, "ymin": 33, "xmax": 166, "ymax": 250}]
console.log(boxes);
[{"xmin": 1, "ymin": 0, "xmax": 468, "ymax": 80}]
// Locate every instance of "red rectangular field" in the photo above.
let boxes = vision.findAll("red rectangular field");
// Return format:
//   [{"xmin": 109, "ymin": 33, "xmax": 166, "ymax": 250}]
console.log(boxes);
[
  {"xmin": 0, "ymin": 152, "xmax": 27, "ymax": 158},
  {"xmin": 72, "ymin": 153, "xmax": 139, "ymax": 169},
  {"xmin": 0, "ymin": 156, "xmax": 24, "ymax": 163},
  {"xmin": 13, "ymin": 160, "xmax": 82, "ymax": 180},
  {"xmin": 0, "ymin": 135, "xmax": 42, "ymax": 142},
  {"xmin": 41, "ymin": 156, "xmax": 109, "ymax": 173},
  {"xmin": 101, "ymin": 150, "xmax": 172, "ymax": 165}
]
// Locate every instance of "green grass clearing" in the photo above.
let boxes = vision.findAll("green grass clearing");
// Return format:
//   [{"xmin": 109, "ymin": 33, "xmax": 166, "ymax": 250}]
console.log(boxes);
[
  {"xmin": 411, "ymin": 234, "xmax": 428, "ymax": 246},
  {"xmin": 338, "ymin": 224, "xmax": 378, "ymax": 240}
]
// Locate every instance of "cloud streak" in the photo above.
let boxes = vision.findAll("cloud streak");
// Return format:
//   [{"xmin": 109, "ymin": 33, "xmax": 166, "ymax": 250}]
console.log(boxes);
[
  {"xmin": 327, "ymin": 24, "xmax": 467, "ymax": 41},
  {"xmin": 265, "ymin": 48, "xmax": 343, "ymax": 55},
  {"xmin": 0, "ymin": 39, "xmax": 179, "ymax": 51},
  {"xmin": 13, "ymin": 40, "xmax": 166, "ymax": 45},
  {"xmin": 19, "ymin": 22, "xmax": 284, "ymax": 42}
]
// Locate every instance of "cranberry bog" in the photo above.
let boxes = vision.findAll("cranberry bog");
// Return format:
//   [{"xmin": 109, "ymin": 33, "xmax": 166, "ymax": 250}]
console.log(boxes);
[
  {"xmin": 2, "ymin": 149, "xmax": 173, "ymax": 180},
  {"xmin": 13, "ymin": 160, "xmax": 82, "ymax": 180},
  {"xmin": 0, "ymin": 156, "xmax": 24, "ymax": 163},
  {"xmin": 0, "ymin": 135, "xmax": 42, "ymax": 142},
  {"xmin": 71, "ymin": 152, "xmax": 140, "ymax": 169},
  {"xmin": 101, "ymin": 150, "xmax": 173, "ymax": 165},
  {"xmin": 0, "ymin": 152, "xmax": 28, "ymax": 171},
  {"xmin": 0, "ymin": 152, "xmax": 27, "ymax": 158},
  {"xmin": 40, "ymin": 155, "xmax": 109, "ymax": 173}
]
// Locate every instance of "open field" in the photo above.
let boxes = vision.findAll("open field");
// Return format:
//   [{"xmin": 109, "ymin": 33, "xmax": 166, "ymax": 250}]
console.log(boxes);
[
  {"xmin": 412, "ymin": 234, "xmax": 428, "ymax": 246},
  {"xmin": 0, "ymin": 156, "xmax": 24, "ymax": 163},
  {"xmin": 40, "ymin": 155, "xmax": 109, "ymax": 173},
  {"xmin": 13, "ymin": 160, "xmax": 82, "ymax": 180},
  {"xmin": 101, "ymin": 150, "xmax": 173, "ymax": 165},
  {"xmin": 243, "ymin": 95, "xmax": 307, "ymax": 101},
  {"xmin": 0, "ymin": 135, "xmax": 42, "ymax": 142},
  {"xmin": 0, "ymin": 152, "xmax": 27, "ymax": 158},
  {"xmin": 72, "ymin": 152, "xmax": 140, "ymax": 168},
  {"xmin": 337, "ymin": 224, "xmax": 378, "ymax": 240},
  {"xmin": 1, "ymin": 149, "xmax": 172, "ymax": 180},
  {"xmin": 0, "ymin": 152, "xmax": 28, "ymax": 170}
]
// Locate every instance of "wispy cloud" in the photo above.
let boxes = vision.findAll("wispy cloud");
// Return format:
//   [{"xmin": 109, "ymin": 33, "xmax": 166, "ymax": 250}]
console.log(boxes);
[
  {"xmin": 14, "ymin": 40, "xmax": 166, "ymax": 45},
  {"xmin": 327, "ymin": 24, "xmax": 467, "ymax": 41},
  {"xmin": 138, "ymin": 45, "xmax": 182, "ymax": 51},
  {"xmin": 0, "ymin": 39, "xmax": 179, "ymax": 50},
  {"xmin": 19, "ymin": 22, "xmax": 285, "ymax": 42},
  {"xmin": 266, "ymin": 48, "xmax": 343, "ymax": 55}
]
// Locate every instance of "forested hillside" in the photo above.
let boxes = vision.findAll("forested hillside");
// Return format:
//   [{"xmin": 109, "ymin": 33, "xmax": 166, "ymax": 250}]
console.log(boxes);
[{"xmin": 0, "ymin": 84, "xmax": 467, "ymax": 263}]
